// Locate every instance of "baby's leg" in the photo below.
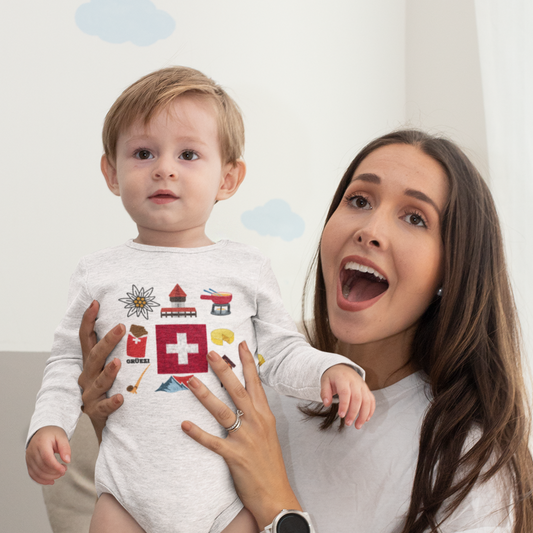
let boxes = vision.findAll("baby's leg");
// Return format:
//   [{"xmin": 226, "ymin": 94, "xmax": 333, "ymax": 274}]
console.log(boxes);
[
  {"xmin": 221, "ymin": 507, "xmax": 259, "ymax": 533},
  {"xmin": 89, "ymin": 493, "xmax": 146, "ymax": 533}
]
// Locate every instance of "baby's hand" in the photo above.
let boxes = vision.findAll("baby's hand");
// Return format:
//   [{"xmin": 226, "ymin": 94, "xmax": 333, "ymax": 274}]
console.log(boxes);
[
  {"xmin": 25, "ymin": 426, "xmax": 71, "ymax": 485},
  {"xmin": 321, "ymin": 364, "xmax": 375, "ymax": 429}
]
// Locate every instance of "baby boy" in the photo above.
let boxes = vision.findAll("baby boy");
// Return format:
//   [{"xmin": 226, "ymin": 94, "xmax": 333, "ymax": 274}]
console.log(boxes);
[{"xmin": 26, "ymin": 66, "xmax": 373, "ymax": 533}]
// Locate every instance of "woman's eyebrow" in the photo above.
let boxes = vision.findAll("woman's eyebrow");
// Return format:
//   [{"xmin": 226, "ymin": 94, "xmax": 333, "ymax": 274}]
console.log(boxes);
[
  {"xmin": 404, "ymin": 188, "xmax": 441, "ymax": 216},
  {"xmin": 352, "ymin": 173, "xmax": 381, "ymax": 184}
]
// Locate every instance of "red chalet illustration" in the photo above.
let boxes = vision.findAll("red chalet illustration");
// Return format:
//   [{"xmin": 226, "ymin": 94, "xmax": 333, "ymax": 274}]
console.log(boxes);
[{"xmin": 160, "ymin": 283, "xmax": 197, "ymax": 318}]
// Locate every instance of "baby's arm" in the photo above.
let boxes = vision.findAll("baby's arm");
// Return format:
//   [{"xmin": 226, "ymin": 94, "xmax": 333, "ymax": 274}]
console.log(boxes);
[
  {"xmin": 253, "ymin": 258, "xmax": 373, "ymax": 425},
  {"xmin": 26, "ymin": 426, "xmax": 71, "ymax": 485},
  {"xmin": 321, "ymin": 364, "xmax": 375, "ymax": 428}
]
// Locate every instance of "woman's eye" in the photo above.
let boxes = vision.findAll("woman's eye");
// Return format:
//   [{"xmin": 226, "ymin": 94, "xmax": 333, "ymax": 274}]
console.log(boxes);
[
  {"xmin": 350, "ymin": 195, "xmax": 372, "ymax": 209},
  {"xmin": 135, "ymin": 150, "xmax": 153, "ymax": 160},
  {"xmin": 404, "ymin": 213, "xmax": 426, "ymax": 227},
  {"xmin": 180, "ymin": 150, "xmax": 198, "ymax": 161}
]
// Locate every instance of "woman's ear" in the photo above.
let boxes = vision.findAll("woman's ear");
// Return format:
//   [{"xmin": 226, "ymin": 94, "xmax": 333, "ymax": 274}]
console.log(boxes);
[
  {"xmin": 101, "ymin": 154, "xmax": 121, "ymax": 196},
  {"xmin": 216, "ymin": 159, "xmax": 246, "ymax": 202}
]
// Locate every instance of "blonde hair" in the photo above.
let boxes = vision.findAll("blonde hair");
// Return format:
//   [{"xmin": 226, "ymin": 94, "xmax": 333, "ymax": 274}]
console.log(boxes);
[{"xmin": 102, "ymin": 66, "xmax": 244, "ymax": 165}]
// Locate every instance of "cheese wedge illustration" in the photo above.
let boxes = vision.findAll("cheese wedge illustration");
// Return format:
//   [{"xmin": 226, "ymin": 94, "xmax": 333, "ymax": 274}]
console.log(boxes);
[{"xmin": 211, "ymin": 328, "xmax": 235, "ymax": 346}]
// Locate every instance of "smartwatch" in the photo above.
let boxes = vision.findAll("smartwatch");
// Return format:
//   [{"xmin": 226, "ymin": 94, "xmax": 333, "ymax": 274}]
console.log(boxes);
[{"xmin": 262, "ymin": 509, "xmax": 315, "ymax": 533}]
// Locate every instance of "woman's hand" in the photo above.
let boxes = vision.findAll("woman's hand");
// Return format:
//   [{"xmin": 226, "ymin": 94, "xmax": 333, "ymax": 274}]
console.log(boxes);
[
  {"xmin": 78, "ymin": 300, "xmax": 125, "ymax": 443},
  {"xmin": 182, "ymin": 342, "xmax": 301, "ymax": 530}
]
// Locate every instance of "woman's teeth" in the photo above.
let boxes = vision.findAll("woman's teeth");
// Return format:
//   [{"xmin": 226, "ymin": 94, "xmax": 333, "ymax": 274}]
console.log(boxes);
[{"xmin": 344, "ymin": 261, "xmax": 386, "ymax": 281}]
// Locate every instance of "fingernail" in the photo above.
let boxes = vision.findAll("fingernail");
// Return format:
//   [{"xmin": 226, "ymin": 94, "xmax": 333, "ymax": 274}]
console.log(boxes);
[
  {"xmin": 207, "ymin": 351, "xmax": 220, "ymax": 362},
  {"xmin": 181, "ymin": 421, "xmax": 192, "ymax": 432},
  {"xmin": 65, "ymin": 455, "xmax": 71, "ymax": 463},
  {"xmin": 89, "ymin": 300, "xmax": 95, "ymax": 309},
  {"xmin": 113, "ymin": 324, "xmax": 124, "ymax": 336},
  {"xmin": 241, "ymin": 341, "xmax": 249, "ymax": 351},
  {"xmin": 187, "ymin": 376, "xmax": 199, "ymax": 389}
]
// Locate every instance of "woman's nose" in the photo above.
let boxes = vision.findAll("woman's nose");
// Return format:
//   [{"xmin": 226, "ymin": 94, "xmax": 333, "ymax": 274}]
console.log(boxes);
[
  {"xmin": 355, "ymin": 231, "xmax": 380, "ymax": 248},
  {"xmin": 353, "ymin": 217, "xmax": 388, "ymax": 249}
]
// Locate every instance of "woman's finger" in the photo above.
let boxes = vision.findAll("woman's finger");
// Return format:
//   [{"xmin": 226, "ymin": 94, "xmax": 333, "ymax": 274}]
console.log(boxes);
[
  {"xmin": 205, "ymin": 350, "xmax": 254, "ymax": 414},
  {"xmin": 239, "ymin": 341, "xmax": 270, "ymax": 408},
  {"xmin": 80, "ymin": 323, "xmax": 125, "ymax": 385},
  {"xmin": 186, "ymin": 374, "xmax": 245, "ymax": 430},
  {"xmin": 79, "ymin": 300, "xmax": 99, "ymax": 362},
  {"xmin": 181, "ymin": 420, "xmax": 228, "ymax": 456},
  {"xmin": 81, "ymin": 359, "xmax": 123, "ymax": 412}
]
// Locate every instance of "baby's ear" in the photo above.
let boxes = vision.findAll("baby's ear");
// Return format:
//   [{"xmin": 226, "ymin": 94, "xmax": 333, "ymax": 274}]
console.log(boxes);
[
  {"xmin": 216, "ymin": 159, "xmax": 246, "ymax": 201},
  {"xmin": 101, "ymin": 155, "xmax": 120, "ymax": 196}
]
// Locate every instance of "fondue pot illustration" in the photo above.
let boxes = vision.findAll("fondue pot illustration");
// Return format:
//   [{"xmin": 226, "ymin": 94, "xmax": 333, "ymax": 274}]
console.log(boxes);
[{"xmin": 201, "ymin": 289, "xmax": 232, "ymax": 315}]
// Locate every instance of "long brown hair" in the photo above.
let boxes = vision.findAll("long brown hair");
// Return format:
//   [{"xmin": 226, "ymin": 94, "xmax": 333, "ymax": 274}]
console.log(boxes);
[{"xmin": 303, "ymin": 130, "xmax": 533, "ymax": 531}]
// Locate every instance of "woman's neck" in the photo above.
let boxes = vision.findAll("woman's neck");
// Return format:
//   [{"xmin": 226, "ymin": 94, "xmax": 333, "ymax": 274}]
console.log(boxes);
[{"xmin": 336, "ymin": 326, "xmax": 418, "ymax": 391}]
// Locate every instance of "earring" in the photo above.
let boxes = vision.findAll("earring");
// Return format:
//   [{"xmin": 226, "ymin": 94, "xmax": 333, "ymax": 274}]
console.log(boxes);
[{"xmin": 436, "ymin": 287, "xmax": 443, "ymax": 297}]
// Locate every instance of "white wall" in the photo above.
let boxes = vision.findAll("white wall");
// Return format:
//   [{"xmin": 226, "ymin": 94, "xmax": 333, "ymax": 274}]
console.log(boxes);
[
  {"xmin": 406, "ymin": 0, "xmax": 488, "ymax": 174},
  {"xmin": 1, "ymin": 0, "xmax": 407, "ymax": 351}
]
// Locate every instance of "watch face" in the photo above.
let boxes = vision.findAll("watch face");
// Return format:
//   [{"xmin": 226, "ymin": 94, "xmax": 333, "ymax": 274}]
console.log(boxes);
[{"xmin": 277, "ymin": 513, "xmax": 310, "ymax": 533}]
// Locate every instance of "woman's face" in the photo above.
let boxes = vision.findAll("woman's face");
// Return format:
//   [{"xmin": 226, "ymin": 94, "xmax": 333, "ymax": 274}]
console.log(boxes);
[{"xmin": 321, "ymin": 144, "xmax": 448, "ymax": 348}]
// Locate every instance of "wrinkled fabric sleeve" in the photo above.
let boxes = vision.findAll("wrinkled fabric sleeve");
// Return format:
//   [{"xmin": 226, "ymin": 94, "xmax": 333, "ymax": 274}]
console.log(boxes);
[
  {"xmin": 26, "ymin": 260, "xmax": 92, "ymax": 447},
  {"xmin": 254, "ymin": 258, "xmax": 364, "ymax": 403}
]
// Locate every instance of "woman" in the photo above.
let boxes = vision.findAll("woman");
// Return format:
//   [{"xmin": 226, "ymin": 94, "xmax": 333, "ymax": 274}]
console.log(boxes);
[{"xmin": 78, "ymin": 130, "xmax": 533, "ymax": 532}]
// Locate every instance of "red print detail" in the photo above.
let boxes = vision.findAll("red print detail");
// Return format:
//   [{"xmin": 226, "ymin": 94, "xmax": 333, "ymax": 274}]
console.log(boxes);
[
  {"xmin": 155, "ymin": 324, "xmax": 208, "ymax": 374},
  {"xmin": 127, "ymin": 333, "xmax": 147, "ymax": 358}
]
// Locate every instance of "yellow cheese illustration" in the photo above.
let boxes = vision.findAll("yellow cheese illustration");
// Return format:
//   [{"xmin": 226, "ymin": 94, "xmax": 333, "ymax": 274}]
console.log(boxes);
[
  {"xmin": 258, "ymin": 354, "xmax": 265, "ymax": 366},
  {"xmin": 211, "ymin": 328, "xmax": 235, "ymax": 346}
]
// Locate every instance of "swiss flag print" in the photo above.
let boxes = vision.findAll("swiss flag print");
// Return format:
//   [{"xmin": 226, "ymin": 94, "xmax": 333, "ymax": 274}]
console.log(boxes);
[{"xmin": 155, "ymin": 324, "xmax": 208, "ymax": 374}]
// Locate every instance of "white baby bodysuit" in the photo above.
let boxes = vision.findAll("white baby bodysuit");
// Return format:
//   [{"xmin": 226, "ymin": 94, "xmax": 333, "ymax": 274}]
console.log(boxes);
[{"xmin": 28, "ymin": 240, "xmax": 362, "ymax": 533}]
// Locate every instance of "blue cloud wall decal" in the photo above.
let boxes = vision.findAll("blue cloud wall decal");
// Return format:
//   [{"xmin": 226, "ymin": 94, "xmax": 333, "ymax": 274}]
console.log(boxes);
[
  {"xmin": 241, "ymin": 199, "xmax": 305, "ymax": 242},
  {"xmin": 75, "ymin": 0, "xmax": 175, "ymax": 46}
]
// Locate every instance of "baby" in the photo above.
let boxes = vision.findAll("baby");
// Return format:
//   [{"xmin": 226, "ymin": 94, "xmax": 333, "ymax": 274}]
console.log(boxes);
[{"xmin": 26, "ymin": 67, "xmax": 374, "ymax": 533}]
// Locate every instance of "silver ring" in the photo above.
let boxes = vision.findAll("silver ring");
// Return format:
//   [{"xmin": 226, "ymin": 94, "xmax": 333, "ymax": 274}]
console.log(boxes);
[{"xmin": 225, "ymin": 409, "xmax": 244, "ymax": 433}]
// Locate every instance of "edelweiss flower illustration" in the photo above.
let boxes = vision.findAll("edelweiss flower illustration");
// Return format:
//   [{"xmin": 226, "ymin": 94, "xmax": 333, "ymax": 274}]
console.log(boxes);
[{"xmin": 119, "ymin": 285, "xmax": 160, "ymax": 319}]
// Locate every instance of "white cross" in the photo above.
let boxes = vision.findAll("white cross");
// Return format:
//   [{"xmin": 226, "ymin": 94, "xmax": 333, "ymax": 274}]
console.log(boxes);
[{"xmin": 166, "ymin": 333, "xmax": 198, "ymax": 365}]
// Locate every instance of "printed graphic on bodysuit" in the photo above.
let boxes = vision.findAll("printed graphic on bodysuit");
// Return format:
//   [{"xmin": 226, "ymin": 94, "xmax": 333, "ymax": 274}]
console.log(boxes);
[
  {"xmin": 156, "ymin": 324, "xmax": 208, "ymax": 374},
  {"xmin": 119, "ymin": 285, "xmax": 160, "ymax": 319},
  {"xmin": 127, "ymin": 365, "xmax": 151, "ymax": 394},
  {"xmin": 127, "ymin": 325, "xmax": 149, "ymax": 362},
  {"xmin": 210, "ymin": 328, "xmax": 235, "ymax": 346},
  {"xmin": 161, "ymin": 283, "xmax": 197, "ymax": 318},
  {"xmin": 156, "ymin": 374, "xmax": 193, "ymax": 393},
  {"xmin": 201, "ymin": 289, "xmax": 232, "ymax": 315}
]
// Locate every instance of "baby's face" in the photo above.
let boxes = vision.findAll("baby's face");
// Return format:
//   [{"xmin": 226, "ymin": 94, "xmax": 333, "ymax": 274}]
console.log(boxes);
[{"xmin": 104, "ymin": 96, "xmax": 232, "ymax": 247}]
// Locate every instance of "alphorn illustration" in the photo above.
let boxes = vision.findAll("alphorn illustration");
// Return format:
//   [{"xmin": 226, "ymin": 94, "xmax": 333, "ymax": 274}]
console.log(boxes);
[{"xmin": 127, "ymin": 364, "xmax": 151, "ymax": 394}]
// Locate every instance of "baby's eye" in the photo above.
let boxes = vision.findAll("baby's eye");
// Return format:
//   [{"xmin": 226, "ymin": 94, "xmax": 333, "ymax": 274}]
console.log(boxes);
[
  {"xmin": 348, "ymin": 195, "xmax": 372, "ymax": 210},
  {"xmin": 135, "ymin": 149, "xmax": 153, "ymax": 160},
  {"xmin": 403, "ymin": 212, "xmax": 427, "ymax": 227},
  {"xmin": 180, "ymin": 150, "xmax": 199, "ymax": 161}
]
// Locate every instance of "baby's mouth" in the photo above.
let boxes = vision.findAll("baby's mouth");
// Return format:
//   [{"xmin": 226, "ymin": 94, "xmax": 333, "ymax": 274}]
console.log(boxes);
[
  {"xmin": 150, "ymin": 192, "xmax": 177, "ymax": 199},
  {"xmin": 340, "ymin": 261, "xmax": 389, "ymax": 302}
]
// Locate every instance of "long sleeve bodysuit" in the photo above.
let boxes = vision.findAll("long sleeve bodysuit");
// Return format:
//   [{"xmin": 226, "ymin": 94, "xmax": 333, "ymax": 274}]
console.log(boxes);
[{"xmin": 28, "ymin": 240, "xmax": 362, "ymax": 533}]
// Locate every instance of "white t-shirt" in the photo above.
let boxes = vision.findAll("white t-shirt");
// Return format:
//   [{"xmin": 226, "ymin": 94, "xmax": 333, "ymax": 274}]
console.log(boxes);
[{"xmin": 266, "ymin": 371, "xmax": 513, "ymax": 532}]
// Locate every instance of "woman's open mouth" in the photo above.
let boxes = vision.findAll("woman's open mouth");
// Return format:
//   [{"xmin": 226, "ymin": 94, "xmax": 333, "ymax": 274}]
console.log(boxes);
[{"xmin": 340, "ymin": 260, "xmax": 389, "ymax": 303}]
